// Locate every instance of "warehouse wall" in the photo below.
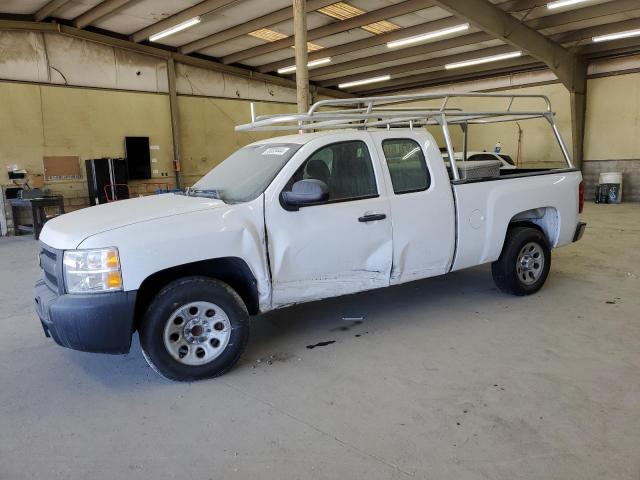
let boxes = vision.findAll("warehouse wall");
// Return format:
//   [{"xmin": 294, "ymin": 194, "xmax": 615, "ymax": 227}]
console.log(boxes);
[
  {"xmin": 0, "ymin": 29, "xmax": 301, "ymax": 230},
  {"xmin": 0, "ymin": 82, "xmax": 174, "ymax": 209},
  {"xmin": 582, "ymin": 72, "xmax": 640, "ymax": 202},
  {"xmin": 0, "ymin": 81, "xmax": 297, "ymax": 210}
]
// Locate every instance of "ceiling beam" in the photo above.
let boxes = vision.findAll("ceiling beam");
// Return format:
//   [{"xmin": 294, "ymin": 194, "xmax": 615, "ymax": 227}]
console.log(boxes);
[
  {"xmin": 578, "ymin": 36, "xmax": 640, "ymax": 57},
  {"xmin": 307, "ymin": 31, "xmax": 492, "ymax": 79},
  {"xmin": 251, "ymin": 0, "xmax": 575, "ymax": 75},
  {"xmin": 0, "ymin": 18, "xmax": 58, "ymax": 32},
  {"xmin": 554, "ymin": 18, "xmax": 640, "ymax": 44},
  {"xmin": 179, "ymin": 0, "xmax": 337, "ymax": 54},
  {"xmin": 425, "ymin": 0, "xmax": 580, "ymax": 90},
  {"xmin": 34, "ymin": 0, "xmax": 70, "ymax": 21},
  {"xmin": 259, "ymin": 0, "xmax": 630, "ymax": 78},
  {"xmin": 497, "ymin": 0, "xmax": 547, "ymax": 13},
  {"xmin": 526, "ymin": 0, "xmax": 640, "ymax": 30},
  {"xmin": 130, "ymin": 0, "xmax": 238, "ymax": 43},
  {"xmin": 221, "ymin": 0, "xmax": 434, "ymax": 65},
  {"xmin": 313, "ymin": 18, "xmax": 640, "ymax": 82},
  {"xmin": 73, "ymin": 0, "xmax": 133, "ymax": 29},
  {"xmin": 255, "ymin": 0, "xmax": 554, "ymax": 74},
  {"xmin": 351, "ymin": 56, "xmax": 541, "ymax": 93},
  {"xmin": 360, "ymin": 61, "xmax": 546, "ymax": 95},
  {"xmin": 311, "ymin": 21, "xmax": 626, "ymax": 86},
  {"xmin": 319, "ymin": 44, "xmax": 517, "ymax": 87},
  {"xmin": 257, "ymin": 16, "xmax": 465, "ymax": 73},
  {"xmin": 353, "ymin": 31, "xmax": 640, "ymax": 95}
]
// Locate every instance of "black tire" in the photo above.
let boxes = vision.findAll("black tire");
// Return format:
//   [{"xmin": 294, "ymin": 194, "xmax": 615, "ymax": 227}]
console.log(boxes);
[
  {"xmin": 491, "ymin": 226, "xmax": 551, "ymax": 296},
  {"xmin": 139, "ymin": 276, "xmax": 249, "ymax": 381}
]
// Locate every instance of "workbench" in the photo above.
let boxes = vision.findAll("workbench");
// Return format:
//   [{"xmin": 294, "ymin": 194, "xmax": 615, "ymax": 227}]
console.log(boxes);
[{"xmin": 9, "ymin": 196, "xmax": 65, "ymax": 240}]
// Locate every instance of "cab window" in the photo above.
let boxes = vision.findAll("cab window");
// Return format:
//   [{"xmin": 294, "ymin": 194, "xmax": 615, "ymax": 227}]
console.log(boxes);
[
  {"xmin": 284, "ymin": 141, "xmax": 378, "ymax": 203},
  {"xmin": 381, "ymin": 139, "xmax": 431, "ymax": 194}
]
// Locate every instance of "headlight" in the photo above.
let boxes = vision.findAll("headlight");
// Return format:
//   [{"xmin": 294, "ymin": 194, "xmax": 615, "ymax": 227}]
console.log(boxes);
[{"xmin": 63, "ymin": 247, "xmax": 123, "ymax": 294}]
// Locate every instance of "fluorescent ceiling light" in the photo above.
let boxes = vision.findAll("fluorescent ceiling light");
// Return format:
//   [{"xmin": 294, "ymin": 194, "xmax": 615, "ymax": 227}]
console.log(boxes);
[
  {"xmin": 387, "ymin": 23, "xmax": 470, "ymax": 48},
  {"xmin": 592, "ymin": 28, "xmax": 640, "ymax": 43},
  {"xmin": 445, "ymin": 51, "xmax": 522, "ymax": 70},
  {"xmin": 339, "ymin": 75, "xmax": 391, "ymax": 89},
  {"xmin": 149, "ymin": 16, "xmax": 201, "ymax": 42},
  {"xmin": 547, "ymin": 0, "xmax": 590, "ymax": 9},
  {"xmin": 277, "ymin": 58, "xmax": 332, "ymax": 74}
]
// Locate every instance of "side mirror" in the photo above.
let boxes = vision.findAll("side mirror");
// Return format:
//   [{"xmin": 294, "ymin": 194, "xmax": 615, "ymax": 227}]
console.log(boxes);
[{"xmin": 281, "ymin": 179, "xmax": 329, "ymax": 211}]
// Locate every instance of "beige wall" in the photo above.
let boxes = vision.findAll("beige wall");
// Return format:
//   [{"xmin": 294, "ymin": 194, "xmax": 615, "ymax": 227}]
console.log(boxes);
[
  {"xmin": 0, "ymin": 82, "xmax": 174, "ymax": 208},
  {"xmin": 178, "ymin": 96, "xmax": 297, "ymax": 186},
  {"xmin": 584, "ymin": 72, "xmax": 640, "ymax": 161},
  {"xmin": 0, "ymin": 81, "xmax": 298, "ymax": 208}
]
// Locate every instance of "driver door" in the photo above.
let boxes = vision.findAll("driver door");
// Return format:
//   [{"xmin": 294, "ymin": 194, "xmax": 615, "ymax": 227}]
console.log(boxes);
[{"xmin": 265, "ymin": 137, "xmax": 392, "ymax": 307}]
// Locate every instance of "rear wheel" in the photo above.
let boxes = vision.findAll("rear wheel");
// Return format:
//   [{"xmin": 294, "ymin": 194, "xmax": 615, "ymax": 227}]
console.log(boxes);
[
  {"xmin": 139, "ymin": 277, "xmax": 249, "ymax": 381},
  {"xmin": 491, "ymin": 226, "xmax": 551, "ymax": 296}
]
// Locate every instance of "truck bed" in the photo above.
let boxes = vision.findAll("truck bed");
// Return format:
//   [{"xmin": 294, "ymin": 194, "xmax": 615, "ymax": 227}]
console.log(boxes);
[{"xmin": 449, "ymin": 168, "xmax": 582, "ymax": 271}]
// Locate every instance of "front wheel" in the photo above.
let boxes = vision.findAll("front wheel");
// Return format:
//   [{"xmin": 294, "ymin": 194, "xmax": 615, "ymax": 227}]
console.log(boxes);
[
  {"xmin": 491, "ymin": 226, "xmax": 551, "ymax": 296},
  {"xmin": 139, "ymin": 277, "xmax": 249, "ymax": 381}
]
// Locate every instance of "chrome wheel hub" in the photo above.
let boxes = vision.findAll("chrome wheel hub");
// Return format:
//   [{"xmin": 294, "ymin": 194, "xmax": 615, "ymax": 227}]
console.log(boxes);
[
  {"xmin": 516, "ymin": 241, "xmax": 544, "ymax": 285},
  {"xmin": 163, "ymin": 301, "xmax": 231, "ymax": 366}
]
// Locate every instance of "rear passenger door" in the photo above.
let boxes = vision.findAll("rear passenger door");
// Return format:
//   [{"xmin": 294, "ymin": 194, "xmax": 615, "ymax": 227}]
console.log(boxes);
[
  {"xmin": 372, "ymin": 132, "xmax": 456, "ymax": 284},
  {"xmin": 265, "ymin": 136, "xmax": 393, "ymax": 307}
]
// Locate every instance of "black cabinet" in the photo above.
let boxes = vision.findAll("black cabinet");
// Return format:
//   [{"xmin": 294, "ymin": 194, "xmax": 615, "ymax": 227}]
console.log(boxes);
[
  {"xmin": 85, "ymin": 158, "xmax": 129, "ymax": 206},
  {"xmin": 125, "ymin": 136, "xmax": 151, "ymax": 180}
]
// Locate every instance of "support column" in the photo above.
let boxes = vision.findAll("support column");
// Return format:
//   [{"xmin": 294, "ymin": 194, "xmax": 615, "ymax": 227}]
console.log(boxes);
[
  {"xmin": 569, "ymin": 57, "xmax": 588, "ymax": 171},
  {"xmin": 167, "ymin": 57, "xmax": 182, "ymax": 190},
  {"xmin": 292, "ymin": 0, "xmax": 309, "ymax": 113}
]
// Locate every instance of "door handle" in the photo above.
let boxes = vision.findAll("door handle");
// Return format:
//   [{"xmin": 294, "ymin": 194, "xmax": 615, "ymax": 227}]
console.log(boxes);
[{"xmin": 358, "ymin": 213, "xmax": 386, "ymax": 222}]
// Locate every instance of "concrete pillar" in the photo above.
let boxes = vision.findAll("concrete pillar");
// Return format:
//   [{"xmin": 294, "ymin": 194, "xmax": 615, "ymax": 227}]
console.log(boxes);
[
  {"xmin": 570, "ymin": 58, "xmax": 588, "ymax": 170},
  {"xmin": 292, "ymin": 0, "xmax": 309, "ymax": 113},
  {"xmin": 167, "ymin": 57, "xmax": 182, "ymax": 189}
]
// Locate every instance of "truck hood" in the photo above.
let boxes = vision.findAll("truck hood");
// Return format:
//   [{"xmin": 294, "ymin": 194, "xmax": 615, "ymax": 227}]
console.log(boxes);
[{"xmin": 40, "ymin": 193, "xmax": 226, "ymax": 249}]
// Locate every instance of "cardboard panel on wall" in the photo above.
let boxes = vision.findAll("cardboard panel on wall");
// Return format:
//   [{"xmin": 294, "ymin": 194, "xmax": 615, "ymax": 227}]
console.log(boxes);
[{"xmin": 43, "ymin": 156, "xmax": 81, "ymax": 180}]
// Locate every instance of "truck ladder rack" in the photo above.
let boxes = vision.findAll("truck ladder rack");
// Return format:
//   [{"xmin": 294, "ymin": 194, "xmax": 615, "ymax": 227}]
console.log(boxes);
[{"xmin": 235, "ymin": 93, "xmax": 573, "ymax": 180}]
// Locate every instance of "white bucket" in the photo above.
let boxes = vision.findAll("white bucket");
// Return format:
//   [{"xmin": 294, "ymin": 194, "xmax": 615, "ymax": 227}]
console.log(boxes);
[{"xmin": 598, "ymin": 171, "xmax": 623, "ymax": 202}]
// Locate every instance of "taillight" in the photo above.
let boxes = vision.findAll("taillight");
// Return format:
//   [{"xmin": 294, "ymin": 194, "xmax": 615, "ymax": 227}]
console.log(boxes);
[{"xmin": 578, "ymin": 181, "xmax": 584, "ymax": 214}]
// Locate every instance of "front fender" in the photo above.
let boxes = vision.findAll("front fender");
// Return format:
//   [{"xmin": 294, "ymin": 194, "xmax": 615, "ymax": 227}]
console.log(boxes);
[{"xmin": 77, "ymin": 197, "xmax": 271, "ymax": 310}]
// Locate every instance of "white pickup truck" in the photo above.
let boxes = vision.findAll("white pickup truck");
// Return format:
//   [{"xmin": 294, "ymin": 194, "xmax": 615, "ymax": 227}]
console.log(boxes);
[{"xmin": 34, "ymin": 93, "xmax": 586, "ymax": 381}]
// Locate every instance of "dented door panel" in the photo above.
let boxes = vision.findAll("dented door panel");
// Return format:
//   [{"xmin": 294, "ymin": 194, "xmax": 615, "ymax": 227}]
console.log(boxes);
[{"xmin": 264, "ymin": 133, "xmax": 393, "ymax": 308}]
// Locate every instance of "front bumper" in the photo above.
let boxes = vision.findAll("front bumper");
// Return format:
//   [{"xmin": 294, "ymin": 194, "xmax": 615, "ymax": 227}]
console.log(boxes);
[
  {"xmin": 34, "ymin": 279, "xmax": 137, "ymax": 354},
  {"xmin": 573, "ymin": 221, "xmax": 587, "ymax": 242}
]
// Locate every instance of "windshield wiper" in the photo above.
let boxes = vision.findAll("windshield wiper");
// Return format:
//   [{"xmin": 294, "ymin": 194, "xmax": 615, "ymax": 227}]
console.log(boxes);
[{"xmin": 186, "ymin": 188, "xmax": 223, "ymax": 200}]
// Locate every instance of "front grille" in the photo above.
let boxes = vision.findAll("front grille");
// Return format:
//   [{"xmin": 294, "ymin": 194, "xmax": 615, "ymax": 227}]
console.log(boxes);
[{"xmin": 39, "ymin": 243, "xmax": 62, "ymax": 293}]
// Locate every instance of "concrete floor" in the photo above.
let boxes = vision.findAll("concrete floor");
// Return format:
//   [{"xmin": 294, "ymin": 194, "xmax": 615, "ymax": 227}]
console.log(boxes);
[{"xmin": 1, "ymin": 203, "xmax": 639, "ymax": 480}]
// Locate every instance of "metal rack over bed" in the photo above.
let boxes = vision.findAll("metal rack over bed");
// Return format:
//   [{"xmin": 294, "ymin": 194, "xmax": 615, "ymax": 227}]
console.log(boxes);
[{"xmin": 235, "ymin": 93, "xmax": 574, "ymax": 181}]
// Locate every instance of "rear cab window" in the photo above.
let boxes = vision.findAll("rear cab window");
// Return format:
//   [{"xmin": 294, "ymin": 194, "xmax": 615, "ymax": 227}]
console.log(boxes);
[{"xmin": 381, "ymin": 138, "xmax": 431, "ymax": 194}]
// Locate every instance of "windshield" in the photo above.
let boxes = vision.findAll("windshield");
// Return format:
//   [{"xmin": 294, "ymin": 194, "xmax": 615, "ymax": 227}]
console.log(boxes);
[{"xmin": 191, "ymin": 143, "xmax": 302, "ymax": 203}]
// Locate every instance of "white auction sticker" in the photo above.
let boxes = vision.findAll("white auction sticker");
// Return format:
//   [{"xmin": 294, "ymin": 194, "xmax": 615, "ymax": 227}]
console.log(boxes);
[{"xmin": 262, "ymin": 147, "xmax": 290, "ymax": 156}]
